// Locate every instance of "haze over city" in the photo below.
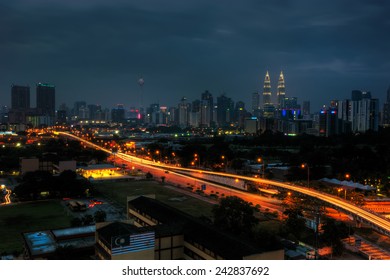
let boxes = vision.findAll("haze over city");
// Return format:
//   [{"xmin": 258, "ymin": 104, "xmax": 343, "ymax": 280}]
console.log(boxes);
[{"xmin": 1, "ymin": 0, "xmax": 389, "ymax": 110}]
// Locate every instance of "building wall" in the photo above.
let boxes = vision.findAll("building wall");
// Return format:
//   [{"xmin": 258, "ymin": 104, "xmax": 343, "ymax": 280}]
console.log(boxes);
[
  {"xmin": 57, "ymin": 161, "xmax": 77, "ymax": 173},
  {"xmin": 20, "ymin": 158, "xmax": 39, "ymax": 174},
  {"xmin": 112, "ymin": 248, "xmax": 154, "ymax": 260},
  {"xmin": 243, "ymin": 249, "xmax": 284, "ymax": 260},
  {"xmin": 155, "ymin": 235, "xmax": 184, "ymax": 260}
]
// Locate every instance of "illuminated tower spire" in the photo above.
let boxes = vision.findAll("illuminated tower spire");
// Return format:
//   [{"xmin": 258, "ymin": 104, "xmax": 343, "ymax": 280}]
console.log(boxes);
[
  {"xmin": 262, "ymin": 71, "xmax": 272, "ymax": 107},
  {"xmin": 277, "ymin": 71, "xmax": 285, "ymax": 108}
]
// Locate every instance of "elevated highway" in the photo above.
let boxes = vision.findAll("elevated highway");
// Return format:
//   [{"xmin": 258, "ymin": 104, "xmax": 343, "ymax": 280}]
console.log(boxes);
[{"xmin": 55, "ymin": 131, "xmax": 390, "ymax": 236}]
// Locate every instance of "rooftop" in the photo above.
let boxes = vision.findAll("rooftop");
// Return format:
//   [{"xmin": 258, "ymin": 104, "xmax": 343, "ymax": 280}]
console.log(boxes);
[{"xmin": 129, "ymin": 196, "xmax": 282, "ymax": 259}]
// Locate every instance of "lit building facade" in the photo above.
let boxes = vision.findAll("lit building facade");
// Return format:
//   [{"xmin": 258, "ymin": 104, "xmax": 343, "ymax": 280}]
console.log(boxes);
[
  {"xmin": 262, "ymin": 71, "xmax": 272, "ymax": 107},
  {"xmin": 276, "ymin": 71, "xmax": 285, "ymax": 109}
]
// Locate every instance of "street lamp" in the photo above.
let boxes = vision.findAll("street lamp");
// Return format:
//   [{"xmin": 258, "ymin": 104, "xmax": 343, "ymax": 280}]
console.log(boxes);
[
  {"xmin": 194, "ymin": 153, "xmax": 200, "ymax": 168},
  {"xmin": 301, "ymin": 163, "xmax": 310, "ymax": 188},
  {"xmin": 343, "ymin": 173, "xmax": 351, "ymax": 199},
  {"xmin": 155, "ymin": 150, "xmax": 161, "ymax": 162},
  {"xmin": 257, "ymin": 158, "xmax": 266, "ymax": 179}
]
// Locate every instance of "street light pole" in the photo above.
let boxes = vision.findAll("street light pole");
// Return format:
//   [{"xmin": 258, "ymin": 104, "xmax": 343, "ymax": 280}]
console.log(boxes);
[
  {"xmin": 301, "ymin": 163, "xmax": 310, "ymax": 188},
  {"xmin": 257, "ymin": 158, "xmax": 265, "ymax": 179}
]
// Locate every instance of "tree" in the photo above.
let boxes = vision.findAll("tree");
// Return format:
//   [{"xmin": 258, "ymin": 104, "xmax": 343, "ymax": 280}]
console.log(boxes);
[
  {"xmin": 82, "ymin": 214, "xmax": 94, "ymax": 225},
  {"xmin": 212, "ymin": 196, "xmax": 258, "ymax": 236},
  {"xmin": 70, "ymin": 217, "xmax": 83, "ymax": 227},
  {"xmin": 283, "ymin": 207, "xmax": 306, "ymax": 239},
  {"xmin": 321, "ymin": 218, "xmax": 351, "ymax": 256},
  {"xmin": 94, "ymin": 210, "xmax": 107, "ymax": 223}
]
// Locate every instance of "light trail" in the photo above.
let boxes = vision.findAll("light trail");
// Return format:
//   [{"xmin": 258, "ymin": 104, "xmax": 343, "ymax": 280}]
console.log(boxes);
[
  {"xmin": 55, "ymin": 131, "xmax": 390, "ymax": 235},
  {"xmin": 1, "ymin": 189, "xmax": 11, "ymax": 205}
]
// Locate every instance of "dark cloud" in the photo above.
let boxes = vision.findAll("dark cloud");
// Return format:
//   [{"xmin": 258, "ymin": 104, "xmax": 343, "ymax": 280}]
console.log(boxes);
[{"xmin": 0, "ymin": 0, "xmax": 389, "ymax": 110}]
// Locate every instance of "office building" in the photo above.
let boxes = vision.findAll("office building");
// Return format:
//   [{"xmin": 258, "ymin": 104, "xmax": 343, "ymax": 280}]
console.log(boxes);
[
  {"xmin": 217, "ymin": 94, "xmax": 234, "ymax": 126},
  {"xmin": 178, "ymin": 97, "xmax": 189, "ymax": 128},
  {"xmin": 302, "ymin": 101, "xmax": 311, "ymax": 117},
  {"xmin": 11, "ymin": 85, "xmax": 30, "ymax": 110},
  {"xmin": 200, "ymin": 90, "xmax": 213, "ymax": 127},
  {"xmin": 251, "ymin": 92, "xmax": 261, "ymax": 113},
  {"xmin": 111, "ymin": 104, "xmax": 125, "ymax": 123},
  {"xmin": 382, "ymin": 86, "xmax": 390, "ymax": 126},
  {"xmin": 319, "ymin": 107, "xmax": 338, "ymax": 137},
  {"xmin": 36, "ymin": 83, "xmax": 55, "ymax": 119}
]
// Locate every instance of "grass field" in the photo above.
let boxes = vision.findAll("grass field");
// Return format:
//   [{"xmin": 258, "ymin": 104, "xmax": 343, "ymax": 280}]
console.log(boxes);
[
  {"xmin": 92, "ymin": 180, "xmax": 214, "ymax": 219},
  {"xmin": 0, "ymin": 200, "xmax": 72, "ymax": 255}
]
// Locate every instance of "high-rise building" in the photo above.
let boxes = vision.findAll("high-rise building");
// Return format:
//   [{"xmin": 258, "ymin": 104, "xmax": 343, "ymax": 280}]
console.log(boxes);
[
  {"xmin": 0, "ymin": 106, "xmax": 9, "ymax": 124},
  {"xmin": 145, "ymin": 103, "xmax": 160, "ymax": 125},
  {"xmin": 73, "ymin": 101, "xmax": 87, "ymax": 119},
  {"xmin": 351, "ymin": 90, "xmax": 362, "ymax": 101},
  {"xmin": 302, "ymin": 101, "xmax": 311, "ymax": 116},
  {"xmin": 111, "ymin": 104, "xmax": 125, "ymax": 123},
  {"xmin": 351, "ymin": 97, "xmax": 379, "ymax": 132},
  {"xmin": 382, "ymin": 86, "xmax": 390, "ymax": 126},
  {"xmin": 351, "ymin": 90, "xmax": 371, "ymax": 101},
  {"xmin": 234, "ymin": 101, "xmax": 246, "ymax": 128},
  {"xmin": 200, "ymin": 90, "xmax": 213, "ymax": 127},
  {"xmin": 251, "ymin": 92, "xmax": 261, "ymax": 113},
  {"xmin": 190, "ymin": 100, "xmax": 201, "ymax": 127},
  {"xmin": 217, "ymin": 94, "xmax": 234, "ymax": 126},
  {"xmin": 36, "ymin": 83, "xmax": 55, "ymax": 119},
  {"xmin": 280, "ymin": 97, "xmax": 301, "ymax": 120},
  {"xmin": 178, "ymin": 97, "xmax": 189, "ymax": 128},
  {"xmin": 340, "ymin": 90, "xmax": 379, "ymax": 132},
  {"xmin": 319, "ymin": 107, "xmax": 338, "ymax": 137},
  {"xmin": 87, "ymin": 104, "xmax": 100, "ymax": 120},
  {"xmin": 262, "ymin": 71, "xmax": 272, "ymax": 107},
  {"xmin": 11, "ymin": 85, "xmax": 30, "ymax": 110},
  {"xmin": 276, "ymin": 71, "xmax": 285, "ymax": 108}
]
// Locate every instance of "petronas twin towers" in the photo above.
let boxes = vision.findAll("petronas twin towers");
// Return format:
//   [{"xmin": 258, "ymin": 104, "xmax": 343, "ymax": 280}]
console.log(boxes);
[{"xmin": 262, "ymin": 71, "xmax": 285, "ymax": 109}]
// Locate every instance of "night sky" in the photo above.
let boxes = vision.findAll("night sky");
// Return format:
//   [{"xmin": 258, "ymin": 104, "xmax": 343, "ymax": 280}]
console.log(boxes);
[{"xmin": 1, "ymin": 0, "xmax": 389, "ymax": 111}]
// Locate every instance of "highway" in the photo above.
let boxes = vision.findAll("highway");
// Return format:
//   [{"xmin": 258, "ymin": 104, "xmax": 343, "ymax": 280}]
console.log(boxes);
[{"xmin": 55, "ymin": 131, "xmax": 390, "ymax": 236}]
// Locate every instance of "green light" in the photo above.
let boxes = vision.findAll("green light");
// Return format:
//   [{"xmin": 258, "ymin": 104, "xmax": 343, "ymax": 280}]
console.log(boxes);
[{"xmin": 37, "ymin": 83, "xmax": 55, "ymax": 88}]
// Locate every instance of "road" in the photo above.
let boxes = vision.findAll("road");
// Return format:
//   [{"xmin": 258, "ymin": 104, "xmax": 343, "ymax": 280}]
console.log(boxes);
[
  {"xmin": 114, "ymin": 154, "xmax": 283, "ymax": 214},
  {"xmin": 55, "ymin": 131, "xmax": 390, "ymax": 236}
]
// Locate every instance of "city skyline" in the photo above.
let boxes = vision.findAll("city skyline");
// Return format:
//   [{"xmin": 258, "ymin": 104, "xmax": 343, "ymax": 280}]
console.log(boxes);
[{"xmin": 1, "ymin": 0, "xmax": 389, "ymax": 110}]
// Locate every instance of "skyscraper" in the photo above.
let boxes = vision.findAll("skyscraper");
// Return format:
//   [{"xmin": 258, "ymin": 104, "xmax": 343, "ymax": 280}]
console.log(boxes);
[
  {"xmin": 319, "ymin": 107, "xmax": 338, "ymax": 137},
  {"xmin": 251, "ymin": 92, "xmax": 260, "ymax": 113},
  {"xmin": 11, "ymin": 85, "xmax": 30, "ymax": 110},
  {"xmin": 383, "ymin": 86, "xmax": 390, "ymax": 126},
  {"xmin": 200, "ymin": 90, "xmax": 213, "ymax": 127},
  {"xmin": 111, "ymin": 104, "xmax": 125, "ymax": 123},
  {"xmin": 178, "ymin": 97, "xmax": 189, "ymax": 128},
  {"xmin": 347, "ymin": 90, "xmax": 379, "ymax": 132},
  {"xmin": 36, "ymin": 83, "xmax": 55, "ymax": 119},
  {"xmin": 262, "ymin": 71, "xmax": 272, "ymax": 107},
  {"xmin": 217, "ymin": 94, "xmax": 234, "ymax": 126},
  {"xmin": 302, "ymin": 101, "xmax": 311, "ymax": 116},
  {"xmin": 73, "ymin": 101, "xmax": 87, "ymax": 118},
  {"xmin": 276, "ymin": 71, "xmax": 285, "ymax": 108}
]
